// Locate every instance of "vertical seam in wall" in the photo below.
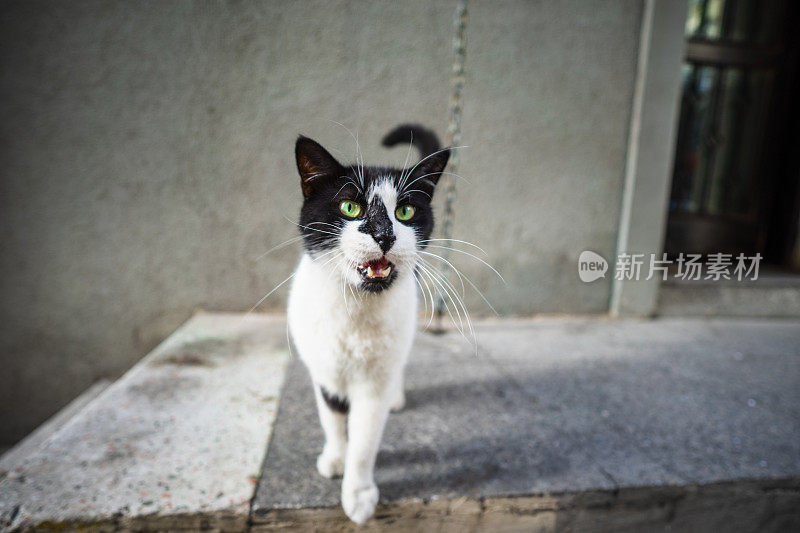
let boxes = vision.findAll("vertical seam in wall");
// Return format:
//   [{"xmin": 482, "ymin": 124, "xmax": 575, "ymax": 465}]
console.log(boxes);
[
  {"xmin": 435, "ymin": 0, "xmax": 468, "ymax": 323},
  {"xmin": 610, "ymin": 0, "xmax": 655, "ymax": 316}
]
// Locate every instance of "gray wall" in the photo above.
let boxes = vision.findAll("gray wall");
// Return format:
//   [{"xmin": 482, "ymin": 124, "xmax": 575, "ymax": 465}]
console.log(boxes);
[{"xmin": 0, "ymin": 0, "xmax": 644, "ymax": 444}]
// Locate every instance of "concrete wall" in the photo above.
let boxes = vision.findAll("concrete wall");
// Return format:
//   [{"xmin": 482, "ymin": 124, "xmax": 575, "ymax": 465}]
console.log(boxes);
[{"xmin": 0, "ymin": 0, "xmax": 644, "ymax": 444}]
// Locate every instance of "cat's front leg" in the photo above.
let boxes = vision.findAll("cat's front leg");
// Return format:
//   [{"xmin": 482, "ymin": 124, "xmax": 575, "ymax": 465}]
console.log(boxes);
[
  {"xmin": 341, "ymin": 386, "xmax": 391, "ymax": 524},
  {"xmin": 313, "ymin": 385, "xmax": 347, "ymax": 478}
]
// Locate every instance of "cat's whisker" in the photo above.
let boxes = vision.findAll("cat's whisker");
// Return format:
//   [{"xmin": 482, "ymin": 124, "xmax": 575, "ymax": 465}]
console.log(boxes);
[
  {"xmin": 248, "ymin": 272, "xmax": 296, "ymax": 314},
  {"xmin": 401, "ymin": 170, "xmax": 472, "ymax": 194},
  {"xmin": 419, "ymin": 250, "xmax": 466, "ymax": 296},
  {"xmin": 306, "ymin": 221, "xmax": 342, "ymax": 230},
  {"xmin": 336, "ymin": 170, "xmax": 365, "ymax": 194},
  {"xmin": 419, "ymin": 238, "xmax": 487, "ymax": 256},
  {"xmin": 311, "ymin": 247, "xmax": 340, "ymax": 258},
  {"xmin": 421, "ymin": 275, "xmax": 437, "ymax": 329},
  {"xmin": 355, "ymin": 130, "xmax": 365, "ymax": 188},
  {"xmin": 413, "ymin": 275, "xmax": 426, "ymax": 316},
  {"xmin": 298, "ymin": 225, "xmax": 340, "ymax": 236},
  {"xmin": 421, "ymin": 248, "xmax": 505, "ymax": 284},
  {"xmin": 344, "ymin": 260, "xmax": 363, "ymax": 304},
  {"xmin": 323, "ymin": 260, "xmax": 342, "ymax": 285},
  {"xmin": 315, "ymin": 254, "xmax": 346, "ymax": 290},
  {"xmin": 334, "ymin": 257, "xmax": 353, "ymax": 318},
  {"xmin": 440, "ymin": 170, "xmax": 472, "ymax": 184},
  {"xmin": 420, "ymin": 253, "xmax": 499, "ymax": 317},
  {"xmin": 334, "ymin": 178, "xmax": 361, "ymax": 197},
  {"xmin": 327, "ymin": 146, "xmax": 348, "ymax": 159},
  {"xmin": 284, "ymin": 217, "xmax": 341, "ymax": 237},
  {"xmin": 414, "ymin": 266, "xmax": 437, "ymax": 330},
  {"xmin": 412, "ymin": 269, "xmax": 431, "ymax": 325},
  {"xmin": 416, "ymin": 260, "xmax": 473, "ymax": 342},
  {"xmin": 418, "ymin": 258, "xmax": 468, "ymax": 316},
  {"xmin": 322, "ymin": 253, "xmax": 364, "ymax": 314},
  {"xmin": 314, "ymin": 253, "xmax": 341, "ymax": 267},
  {"xmin": 416, "ymin": 265, "xmax": 459, "ymax": 328},
  {"xmin": 316, "ymin": 250, "xmax": 344, "ymax": 270},
  {"xmin": 418, "ymin": 258, "xmax": 478, "ymax": 345},
  {"xmin": 430, "ymin": 275, "xmax": 479, "ymax": 355},
  {"xmin": 463, "ymin": 276, "xmax": 500, "ymax": 317},
  {"xmin": 334, "ymin": 181, "xmax": 350, "ymax": 198},
  {"xmin": 400, "ymin": 146, "xmax": 468, "ymax": 190},
  {"xmin": 285, "ymin": 319, "xmax": 294, "ymax": 359},
  {"xmin": 348, "ymin": 282, "xmax": 360, "ymax": 305},
  {"xmin": 417, "ymin": 264, "xmax": 473, "ymax": 345},
  {"xmin": 418, "ymin": 257, "xmax": 477, "ymax": 341},
  {"xmin": 415, "ymin": 284, "xmax": 427, "ymax": 320},
  {"xmin": 400, "ymin": 189, "xmax": 431, "ymax": 199},
  {"xmin": 326, "ymin": 119, "xmax": 366, "ymax": 188},
  {"xmin": 314, "ymin": 247, "xmax": 340, "ymax": 256},
  {"xmin": 341, "ymin": 278, "xmax": 351, "ymax": 317},
  {"xmin": 399, "ymin": 130, "xmax": 414, "ymax": 184},
  {"xmin": 255, "ymin": 235, "xmax": 305, "ymax": 260}
]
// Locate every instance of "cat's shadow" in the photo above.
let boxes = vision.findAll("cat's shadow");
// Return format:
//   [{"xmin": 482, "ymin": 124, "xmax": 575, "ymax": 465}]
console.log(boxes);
[
  {"xmin": 397, "ymin": 379, "xmax": 527, "ymax": 412},
  {"xmin": 374, "ymin": 376, "xmax": 568, "ymax": 500}
]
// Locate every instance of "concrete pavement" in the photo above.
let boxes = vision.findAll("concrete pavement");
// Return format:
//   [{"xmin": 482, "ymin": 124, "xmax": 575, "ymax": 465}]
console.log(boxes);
[{"xmin": 2, "ymin": 314, "xmax": 799, "ymax": 531}]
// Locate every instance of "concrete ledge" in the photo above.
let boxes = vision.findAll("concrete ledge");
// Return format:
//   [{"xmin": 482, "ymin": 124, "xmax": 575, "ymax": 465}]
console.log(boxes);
[
  {"xmin": 658, "ymin": 275, "xmax": 800, "ymax": 318},
  {"xmin": 0, "ymin": 313, "xmax": 289, "ymax": 532},
  {"xmin": 2, "ymin": 315, "xmax": 798, "ymax": 531},
  {"xmin": 0, "ymin": 380, "xmax": 111, "ymax": 480},
  {"xmin": 253, "ymin": 478, "xmax": 800, "ymax": 532}
]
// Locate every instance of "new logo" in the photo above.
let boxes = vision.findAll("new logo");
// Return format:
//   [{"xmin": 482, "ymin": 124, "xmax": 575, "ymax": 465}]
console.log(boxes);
[{"xmin": 578, "ymin": 251, "xmax": 608, "ymax": 283}]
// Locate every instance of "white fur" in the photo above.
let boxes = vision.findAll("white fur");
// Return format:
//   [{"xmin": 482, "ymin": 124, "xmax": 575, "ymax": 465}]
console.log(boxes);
[{"xmin": 287, "ymin": 180, "xmax": 418, "ymax": 524}]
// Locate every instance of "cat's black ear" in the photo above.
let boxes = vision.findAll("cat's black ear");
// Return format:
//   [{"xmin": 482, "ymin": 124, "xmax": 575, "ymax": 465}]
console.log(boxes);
[
  {"xmin": 295, "ymin": 136, "xmax": 343, "ymax": 198},
  {"xmin": 407, "ymin": 149, "xmax": 450, "ymax": 197}
]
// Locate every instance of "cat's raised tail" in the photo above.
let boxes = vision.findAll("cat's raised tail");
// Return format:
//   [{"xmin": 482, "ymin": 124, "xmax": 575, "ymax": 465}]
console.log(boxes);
[{"xmin": 381, "ymin": 124, "xmax": 442, "ymax": 159}]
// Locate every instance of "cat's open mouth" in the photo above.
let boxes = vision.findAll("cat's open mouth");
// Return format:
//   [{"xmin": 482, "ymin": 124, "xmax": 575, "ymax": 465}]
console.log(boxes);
[
  {"xmin": 356, "ymin": 256, "xmax": 397, "ymax": 292},
  {"xmin": 357, "ymin": 256, "xmax": 393, "ymax": 279}
]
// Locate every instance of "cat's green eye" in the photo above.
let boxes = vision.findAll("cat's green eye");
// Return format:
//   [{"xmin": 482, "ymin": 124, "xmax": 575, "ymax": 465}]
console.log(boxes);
[
  {"xmin": 395, "ymin": 205, "xmax": 415, "ymax": 221},
  {"xmin": 339, "ymin": 200, "xmax": 362, "ymax": 218}
]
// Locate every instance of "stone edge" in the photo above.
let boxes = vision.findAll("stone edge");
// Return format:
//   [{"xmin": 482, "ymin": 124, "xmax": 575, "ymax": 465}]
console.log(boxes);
[{"xmin": 251, "ymin": 477, "xmax": 800, "ymax": 532}]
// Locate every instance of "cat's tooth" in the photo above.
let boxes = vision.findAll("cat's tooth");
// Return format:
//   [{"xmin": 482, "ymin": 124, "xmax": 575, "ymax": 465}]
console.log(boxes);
[
  {"xmin": 367, "ymin": 266, "xmax": 375, "ymax": 278},
  {"xmin": 383, "ymin": 266, "xmax": 391, "ymax": 277}
]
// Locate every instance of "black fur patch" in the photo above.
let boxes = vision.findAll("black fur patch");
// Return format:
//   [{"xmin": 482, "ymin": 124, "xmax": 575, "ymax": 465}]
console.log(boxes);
[
  {"xmin": 381, "ymin": 123, "xmax": 441, "ymax": 157},
  {"xmin": 320, "ymin": 386, "xmax": 349, "ymax": 414},
  {"xmin": 359, "ymin": 198, "xmax": 395, "ymax": 253}
]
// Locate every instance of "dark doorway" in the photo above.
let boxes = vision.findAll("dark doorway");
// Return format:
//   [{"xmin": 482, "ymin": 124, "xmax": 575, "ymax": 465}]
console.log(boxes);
[{"xmin": 665, "ymin": 0, "xmax": 800, "ymax": 270}]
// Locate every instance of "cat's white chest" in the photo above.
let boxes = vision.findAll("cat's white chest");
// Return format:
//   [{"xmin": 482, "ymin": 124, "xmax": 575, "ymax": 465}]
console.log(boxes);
[{"xmin": 287, "ymin": 254, "xmax": 416, "ymax": 389}]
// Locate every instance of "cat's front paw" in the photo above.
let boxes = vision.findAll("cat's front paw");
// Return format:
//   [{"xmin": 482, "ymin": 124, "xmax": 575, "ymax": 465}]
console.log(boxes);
[
  {"xmin": 316, "ymin": 450, "xmax": 344, "ymax": 478},
  {"xmin": 341, "ymin": 482, "xmax": 378, "ymax": 524}
]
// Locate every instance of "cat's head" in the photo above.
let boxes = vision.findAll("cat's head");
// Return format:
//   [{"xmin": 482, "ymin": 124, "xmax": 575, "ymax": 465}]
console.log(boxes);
[{"xmin": 294, "ymin": 131, "xmax": 449, "ymax": 293}]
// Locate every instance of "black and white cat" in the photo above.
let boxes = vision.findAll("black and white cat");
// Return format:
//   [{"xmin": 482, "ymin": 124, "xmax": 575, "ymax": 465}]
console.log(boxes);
[{"xmin": 287, "ymin": 125, "xmax": 449, "ymax": 524}]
